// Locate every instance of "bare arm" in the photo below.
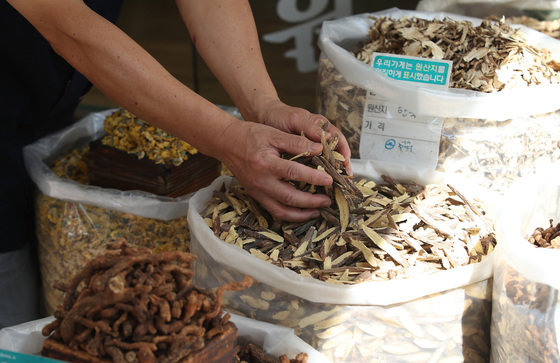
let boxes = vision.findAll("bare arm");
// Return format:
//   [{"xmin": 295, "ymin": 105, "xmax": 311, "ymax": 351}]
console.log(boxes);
[
  {"xmin": 176, "ymin": 0, "xmax": 351, "ymax": 161},
  {"xmin": 7, "ymin": 0, "xmax": 342, "ymax": 221}
]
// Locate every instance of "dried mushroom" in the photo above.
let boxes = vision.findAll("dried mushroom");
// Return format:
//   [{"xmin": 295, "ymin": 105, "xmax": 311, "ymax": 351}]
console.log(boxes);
[
  {"xmin": 101, "ymin": 109, "xmax": 197, "ymax": 167},
  {"xmin": 203, "ymin": 132, "xmax": 496, "ymax": 284},
  {"xmin": 41, "ymin": 240, "xmax": 253, "ymax": 363}
]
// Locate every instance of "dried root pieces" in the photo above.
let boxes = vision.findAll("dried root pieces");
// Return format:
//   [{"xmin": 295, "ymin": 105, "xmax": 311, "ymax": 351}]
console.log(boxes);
[
  {"xmin": 42, "ymin": 239, "xmax": 253, "ymax": 362},
  {"xmin": 355, "ymin": 16, "xmax": 560, "ymax": 92},
  {"xmin": 527, "ymin": 219, "xmax": 560, "ymax": 249},
  {"xmin": 203, "ymin": 135, "xmax": 496, "ymax": 284}
]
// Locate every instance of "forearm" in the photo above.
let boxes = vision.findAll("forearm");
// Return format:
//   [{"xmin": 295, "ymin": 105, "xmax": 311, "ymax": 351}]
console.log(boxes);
[
  {"xmin": 7, "ymin": 0, "xmax": 236, "ymax": 159},
  {"xmin": 176, "ymin": 0, "xmax": 279, "ymax": 121}
]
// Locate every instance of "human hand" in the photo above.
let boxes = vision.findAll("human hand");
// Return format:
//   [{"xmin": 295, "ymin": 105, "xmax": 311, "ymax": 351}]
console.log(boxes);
[
  {"xmin": 217, "ymin": 119, "xmax": 334, "ymax": 222},
  {"xmin": 253, "ymin": 99, "xmax": 353, "ymax": 175}
]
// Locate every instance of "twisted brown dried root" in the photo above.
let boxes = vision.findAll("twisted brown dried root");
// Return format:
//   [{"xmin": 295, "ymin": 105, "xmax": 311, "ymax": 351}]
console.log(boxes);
[{"xmin": 42, "ymin": 239, "xmax": 252, "ymax": 362}]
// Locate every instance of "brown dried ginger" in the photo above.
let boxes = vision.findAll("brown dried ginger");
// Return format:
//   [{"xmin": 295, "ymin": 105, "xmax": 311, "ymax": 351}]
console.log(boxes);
[{"xmin": 355, "ymin": 16, "xmax": 560, "ymax": 92}]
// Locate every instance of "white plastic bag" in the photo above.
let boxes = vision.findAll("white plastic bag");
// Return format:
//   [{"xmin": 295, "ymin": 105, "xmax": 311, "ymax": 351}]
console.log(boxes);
[
  {"xmin": 316, "ymin": 8, "xmax": 560, "ymax": 194},
  {"xmin": 188, "ymin": 167, "xmax": 497, "ymax": 362},
  {"xmin": 491, "ymin": 165, "xmax": 560, "ymax": 362},
  {"xmin": 0, "ymin": 315, "xmax": 327, "ymax": 363},
  {"xmin": 23, "ymin": 109, "xmax": 238, "ymax": 314}
]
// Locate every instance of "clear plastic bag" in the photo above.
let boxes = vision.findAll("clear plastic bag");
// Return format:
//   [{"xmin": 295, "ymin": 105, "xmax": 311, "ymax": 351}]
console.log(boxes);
[
  {"xmin": 23, "ymin": 110, "xmax": 191, "ymax": 314},
  {"xmin": 491, "ymin": 166, "xmax": 560, "ymax": 362},
  {"xmin": 188, "ymin": 171, "xmax": 497, "ymax": 362},
  {"xmin": 316, "ymin": 8, "xmax": 560, "ymax": 195}
]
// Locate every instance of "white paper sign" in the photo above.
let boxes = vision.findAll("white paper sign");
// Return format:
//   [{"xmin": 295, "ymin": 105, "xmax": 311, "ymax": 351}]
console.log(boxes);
[{"xmin": 359, "ymin": 91, "xmax": 443, "ymax": 169}]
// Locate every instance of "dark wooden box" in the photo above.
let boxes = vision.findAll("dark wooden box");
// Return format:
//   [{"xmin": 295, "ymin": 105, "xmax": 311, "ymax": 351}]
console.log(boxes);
[{"xmin": 86, "ymin": 140, "xmax": 220, "ymax": 197}]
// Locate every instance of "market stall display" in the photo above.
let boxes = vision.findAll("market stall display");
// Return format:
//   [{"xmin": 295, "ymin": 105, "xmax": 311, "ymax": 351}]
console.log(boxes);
[
  {"xmin": 0, "ymin": 243, "xmax": 320, "ymax": 363},
  {"xmin": 316, "ymin": 8, "xmax": 560, "ymax": 194},
  {"xmin": 41, "ymin": 240, "xmax": 250, "ymax": 362},
  {"xmin": 491, "ymin": 168, "xmax": 560, "ymax": 362},
  {"xmin": 189, "ymin": 133, "xmax": 498, "ymax": 362},
  {"xmin": 23, "ymin": 109, "xmax": 229, "ymax": 315}
]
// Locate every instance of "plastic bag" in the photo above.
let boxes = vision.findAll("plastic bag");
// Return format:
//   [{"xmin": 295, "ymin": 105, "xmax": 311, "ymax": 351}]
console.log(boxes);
[
  {"xmin": 316, "ymin": 8, "xmax": 560, "ymax": 194},
  {"xmin": 491, "ymin": 165, "xmax": 560, "ymax": 362},
  {"xmin": 0, "ymin": 314, "xmax": 327, "ymax": 362},
  {"xmin": 23, "ymin": 109, "xmax": 237, "ymax": 314},
  {"xmin": 188, "ymin": 167, "xmax": 497, "ymax": 362}
]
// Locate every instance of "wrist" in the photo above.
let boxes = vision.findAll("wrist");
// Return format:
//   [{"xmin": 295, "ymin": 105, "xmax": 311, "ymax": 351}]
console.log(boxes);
[{"xmin": 237, "ymin": 92, "xmax": 280, "ymax": 123}]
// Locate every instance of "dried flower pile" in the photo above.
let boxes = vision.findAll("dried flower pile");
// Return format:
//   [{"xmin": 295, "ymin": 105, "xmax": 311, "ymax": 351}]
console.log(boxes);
[
  {"xmin": 41, "ymin": 240, "xmax": 253, "ymax": 362},
  {"xmin": 101, "ymin": 109, "xmax": 197, "ymax": 166},
  {"xmin": 202, "ymin": 132, "xmax": 496, "ymax": 284},
  {"xmin": 355, "ymin": 16, "xmax": 560, "ymax": 92}
]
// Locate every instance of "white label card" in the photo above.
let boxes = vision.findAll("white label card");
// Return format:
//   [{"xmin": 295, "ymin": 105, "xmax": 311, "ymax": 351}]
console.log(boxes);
[{"xmin": 359, "ymin": 91, "xmax": 443, "ymax": 169}]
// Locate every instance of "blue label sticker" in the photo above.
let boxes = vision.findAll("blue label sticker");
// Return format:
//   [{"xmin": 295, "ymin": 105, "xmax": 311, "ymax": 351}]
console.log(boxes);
[
  {"xmin": 384, "ymin": 138, "xmax": 396, "ymax": 150},
  {"xmin": 372, "ymin": 53, "xmax": 452, "ymax": 87}
]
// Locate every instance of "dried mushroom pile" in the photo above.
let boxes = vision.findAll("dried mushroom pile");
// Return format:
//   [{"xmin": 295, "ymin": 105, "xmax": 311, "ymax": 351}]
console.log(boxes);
[
  {"xmin": 101, "ymin": 109, "xmax": 197, "ymax": 166},
  {"xmin": 42, "ymin": 240, "xmax": 252, "ymax": 362},
  {"xmin": 38, "ymin": 143, "xmax": 190, "ymax": 315},
  {"xmin": 203, "ymin": 133, "xmax": 496, "ymax": 284},
  {"xmin": 355, "ymin": 16, "xmax": 560, "ymax": 92},
  {"xmin": 491, "ymin": 219, "xmax": 560, "ymax": 362}
]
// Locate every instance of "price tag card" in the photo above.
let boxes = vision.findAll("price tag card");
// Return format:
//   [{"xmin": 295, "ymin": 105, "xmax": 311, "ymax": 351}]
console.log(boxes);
[{"xmin": 359, "ymin": 92, "xmax": 443, "ymax": 169}]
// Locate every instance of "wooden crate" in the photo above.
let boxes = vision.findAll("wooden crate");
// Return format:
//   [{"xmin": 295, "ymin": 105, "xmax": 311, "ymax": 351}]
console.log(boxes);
[{"xmin": 86, "ymin": 140, "xmax": 220, "ymax": 197}]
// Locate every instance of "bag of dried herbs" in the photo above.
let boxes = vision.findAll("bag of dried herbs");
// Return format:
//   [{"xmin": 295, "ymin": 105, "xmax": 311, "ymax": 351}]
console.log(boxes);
[
  {"xmin": 316, "ymin": 7, "xmax": 560, "ymax": 195},
  {"xmin": 188, "ymin": 136, "xmax": 500, "ymax": 363},
  {"xmin": 22, "ymin": 109, "xmax": 196, "ymax": 315},
  {"xmin": 417, "ymin": 0, "xmax": 560, "ymax": 22},
  {"xmin": 491, "ymin": 166, "xmax": 560, "ymax": 362}
]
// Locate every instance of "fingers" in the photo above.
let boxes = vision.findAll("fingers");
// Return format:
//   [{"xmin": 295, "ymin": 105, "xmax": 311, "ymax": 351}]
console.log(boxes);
[
  {"xmin": 274, "ymin": 108, "xmax": 353, "ymax": 176},
  {"xmin": 247, "ymin": 181, "xmax": 331, "ymax": 222}
]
